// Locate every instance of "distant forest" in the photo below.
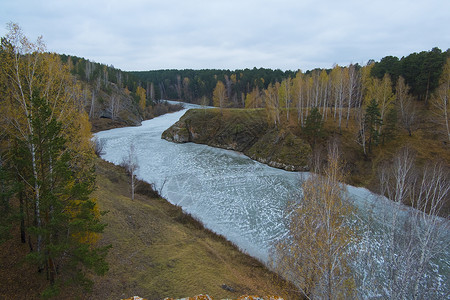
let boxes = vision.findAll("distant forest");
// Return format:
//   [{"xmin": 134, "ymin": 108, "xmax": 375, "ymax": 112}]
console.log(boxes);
[
  {"xmin": 130, "ymin": 47, "xmax": 449, "ymax": 105},
  {"xmin": 60, "ymin": 47, "xmax": 449, "ymax": 108}
]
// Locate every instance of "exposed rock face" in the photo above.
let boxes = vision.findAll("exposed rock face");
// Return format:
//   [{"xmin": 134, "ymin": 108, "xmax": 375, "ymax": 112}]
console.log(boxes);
[{"xmin": 162, "ymin": 109, "xmax": 311, "ymax": 171}]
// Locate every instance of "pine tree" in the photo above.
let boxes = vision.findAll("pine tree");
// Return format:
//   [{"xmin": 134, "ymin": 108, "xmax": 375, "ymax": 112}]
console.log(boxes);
[
  {"xmin": 364, "ymin": 99, "xmax": 382, "ymax": 154},
  {"xmin": 18, "ymin": 93, "xmax": 109, "ymax": 296},
  {"xmin": 302, "ymin": 107, "xmax": 324, "ymax": 146},
  {"xmin": 0, "ymin": 23, "xmax": 109, "ymax": 297}
]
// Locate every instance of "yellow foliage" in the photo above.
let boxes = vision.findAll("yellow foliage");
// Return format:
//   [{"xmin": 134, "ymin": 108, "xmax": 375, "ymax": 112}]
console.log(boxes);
[
  {"xmin": 272, "ymin": 144, "xmax": 357, "ymax": 299},
  {"xmin": 137, "ymin": 86, "xmax": 147, "ymax": 111},
  {"xmin": 69, "ymin": 198, "xmax": 102, "ymax": 245},
  {"xmin": 213, "ymin": 80, "xmax": 227, "ymax": 108}
]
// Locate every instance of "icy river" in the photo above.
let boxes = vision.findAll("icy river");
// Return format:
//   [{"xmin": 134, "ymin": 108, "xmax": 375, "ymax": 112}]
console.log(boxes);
[{"xmin": 95, "ymin": 102, "xmax": 448, "ymax": 298}]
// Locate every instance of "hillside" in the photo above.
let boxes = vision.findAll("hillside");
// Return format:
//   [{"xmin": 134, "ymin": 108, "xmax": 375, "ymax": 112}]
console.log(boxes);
[
  {"xmin": 0, "ymin": 159, "xmax": 297, "ymax": 299},
  {"xmin": 91, "ymin": 160, "xmax": 298, "ymax": 299}
]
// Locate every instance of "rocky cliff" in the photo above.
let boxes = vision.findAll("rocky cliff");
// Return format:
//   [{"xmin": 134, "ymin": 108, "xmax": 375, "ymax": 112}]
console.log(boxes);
[{"xmin": 162, "ymin": 108, "xmax": 311, "ymax": 171}]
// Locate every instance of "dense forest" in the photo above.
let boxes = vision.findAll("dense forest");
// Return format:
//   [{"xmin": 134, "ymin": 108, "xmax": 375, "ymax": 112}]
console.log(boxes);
[
  {"xmin": 129, "ymin": 47, "xmax": 449, "ymax": 106},
  {"xmin": 55, "ymin": 46, "xmax": 449, "ymax": 147}
]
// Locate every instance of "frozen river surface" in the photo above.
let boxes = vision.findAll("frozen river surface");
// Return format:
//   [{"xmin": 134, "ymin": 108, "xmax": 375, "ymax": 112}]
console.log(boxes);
[
  {"xmin": 96, "ymin": 103, "xmax": 302, "ymax": 261},
  {"xmin": 95, "ymin": 102, "xmax": 448, "ymax": 297}
]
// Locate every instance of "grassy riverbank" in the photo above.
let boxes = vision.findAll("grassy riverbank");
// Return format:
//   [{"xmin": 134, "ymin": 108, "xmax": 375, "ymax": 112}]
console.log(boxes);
[
  {"xmin": 0, "ymin": 159, "xmax": 297, "ymax": 299},
  {"xmin": 162, "ymin": 108, "xmax": 312, "ymax": 171},
  {"xmin": 91, "ymin": 159, "xmax": 294, "ymax": 299}
]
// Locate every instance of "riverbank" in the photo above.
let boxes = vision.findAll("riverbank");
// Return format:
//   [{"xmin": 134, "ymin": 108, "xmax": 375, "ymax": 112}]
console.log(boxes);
[
  {"xmin": 91, "ymin": 101, "xmax": 184, "ymax": 133},
  {"xmin": 161, "ymin": 107, "xmax": 450, "ymax": 189},
  {"xmin": 162, "ymin": 108, "xmax": 311, "ymax": 171},
  {"xmin": 0, "ymin": 159, "xmax": 297, "ymax": 299},
  {"xmin": 93, "ymin": 159, "xmax": 297, "ymax": 299}
]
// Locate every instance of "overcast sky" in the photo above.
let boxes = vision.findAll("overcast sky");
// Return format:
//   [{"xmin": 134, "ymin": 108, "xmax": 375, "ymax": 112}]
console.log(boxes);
[{"xmin": 1, "ymin": 0, "xmax": 449, "ymax": 71}]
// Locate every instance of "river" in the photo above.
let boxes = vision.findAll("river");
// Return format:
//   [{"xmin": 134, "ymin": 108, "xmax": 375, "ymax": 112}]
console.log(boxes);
[{"xmin": 95, "ymin": 102, "xmax": 448, "ymax": 298}]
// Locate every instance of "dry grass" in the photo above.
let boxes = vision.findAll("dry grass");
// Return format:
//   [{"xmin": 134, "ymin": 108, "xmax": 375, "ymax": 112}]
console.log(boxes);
[
  {"xmin": 90, "ymin": 117, "xmax": 132, "ymax": 133},
  {"xmin": 90, "ymin": 159, "xmax": 298, "ymax": 300},
  {"xmin": 0, "ymin": 159, "xmax": 299, "ymax": 300}
]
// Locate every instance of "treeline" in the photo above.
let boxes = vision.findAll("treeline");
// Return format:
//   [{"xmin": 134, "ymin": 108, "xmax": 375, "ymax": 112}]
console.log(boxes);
[
  {"xmin": 214, "ymin": 48, "xmax": 449, "ymax": 153},
  {"xmin": 126, "ymin": 48, "xmax": 448, "ymax": 108},
  {"xmin": 0, "ymin": 23, "xmax": 109, "ymax": 297},
  {"xmin": 56, "ymin": 47, "xmax": 449, "ymax": 141},
  {"xmin": 371, "ymin": 47, "xmax": 449, "ymax": 102},
  {"xmin": 130, "ymin": 68, "xmax": 297, "ymax": 105},
  {"xmin": 59, "ymin": 54, "xmax": 140, "ymax": 94}
]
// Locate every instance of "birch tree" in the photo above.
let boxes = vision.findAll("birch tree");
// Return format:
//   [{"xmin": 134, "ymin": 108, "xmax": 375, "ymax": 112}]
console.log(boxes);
[
  {"xmin": 264, "ymin": 82, "xmax": 281, "ymax": 127},
  {"xmin": 374, "ymin": 147, "xmax": 450, "ymax": 299},
  {"xmin": 345, "ymin": 64, "xmax": 361, "ymax": 127},
  {"xmin": 121, "ymin": 143, "xmax": 139, "ymax": 201},
  {"xmin": 330, "ymin": 65, "xmax": 344, "ymax": 123},
  {"xmin": 279, "ymin": 77, "xmax": 292, "ymax": 121},
  {"xmin": 293, "ymin": 71, "xmax": 306, "ymax": 125},
  {"xmin": 136, "ymin": 85, "xmax": 146, "ymax": 112},
  {"xmin": 272, "ymin": 143, "xmax": 357, "ymax": 299},
  {"xmin": 213, "ymin": 80, "xmax": 227, "ymax": 110},
  {"xmin": 319, "ymin": 69, "xmax": 330, "ymax": 120},
  {"xmin": 0, "ymin": 23, "xmax": 109, "ymax": 296},
  {"xmin": 366, "ymin": 74, "xmax": 395, "ymax": 134},
  {"xmin": 396, "ymin": 76, "xmax": 416, "ymax": 136},
  {"xmin": 432, "ymin": 57, "xmax": 450, "ymax": 141}
]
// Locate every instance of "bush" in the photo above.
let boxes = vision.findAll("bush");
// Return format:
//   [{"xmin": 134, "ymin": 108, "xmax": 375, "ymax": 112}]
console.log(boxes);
[{"xmin": 135, "ymin": 180, "xmax": 160, "ymax": 198}]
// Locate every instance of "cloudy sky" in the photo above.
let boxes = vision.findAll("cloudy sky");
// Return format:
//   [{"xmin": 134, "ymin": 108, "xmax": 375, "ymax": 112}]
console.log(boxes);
[{"xmin": 1, "ymin": 0, "xmax": 449, "ymax": 71}]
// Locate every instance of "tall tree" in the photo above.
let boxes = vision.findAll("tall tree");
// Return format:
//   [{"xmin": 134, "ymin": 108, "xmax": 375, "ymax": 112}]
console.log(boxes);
[
  {"xmin": 121, "ymin": 143, "xmax": 139, "ymax": 201},
  {"xmin": 264, "ymin": 82, "xmax": 281, "ymax": 127},
  {"xmin": 395, "ymin": 77, "xmax": 416, "ymax": 137},
  {"xmin": 0, "ymin": 23, "xmax": 109, "ymax": 297},
  {"xmin": 272, "ymin": 144, "xmax": 357, "ymax": 299},
  {"xmin": 136, "ymin": 85, "xmax": 147, "ymax": 112},
  {"xmin": 292, "ymin": 71, "xmax": 306, "ymax": 125},
  {"xmin": 363, "ymin": 99, "xmax": 382, "ymax": 154},
  {"xmin": 212, "ymin": 80, "xmax": 227, "ymax": 110},
  {"xmin": 345, "ymin": 64, "xmax": 361, "ymax": 127},
  {"xmin": 279, "ymin": 77, "xmax": 292, "ymax": 121},
  {"xmin": 431, "ymin": 57, "xmax": 450, "ymax": 141}
]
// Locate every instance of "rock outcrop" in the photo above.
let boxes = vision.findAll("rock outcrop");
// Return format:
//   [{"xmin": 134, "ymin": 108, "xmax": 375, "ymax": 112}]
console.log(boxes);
[{"xmin": 162, "ymin": 109, "xmax": 311, "ymax": 171}]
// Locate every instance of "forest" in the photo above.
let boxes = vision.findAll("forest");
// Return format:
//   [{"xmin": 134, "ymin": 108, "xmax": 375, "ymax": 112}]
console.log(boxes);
[{"xmin": 130, "ymin": 47, "xmax": 448, "ymax": 106}]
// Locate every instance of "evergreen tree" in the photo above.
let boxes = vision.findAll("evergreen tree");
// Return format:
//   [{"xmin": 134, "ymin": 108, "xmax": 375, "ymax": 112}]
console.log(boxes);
[
  {"xmin": 302, "ymin": 107, "xmax": 324, "ymax": 146},
  {"xmin": 18, "ymin": 93, "xmax": 109, "ymax": 297},
  {"xmin": 382, "ymin": 108, "xmax": 397, "ymax": 144},
  {"xmin": 364, "ymin": 99, "xmax": 382, "ymax": 154},
  {"xmin": 0, "ymin": 23, "xmax": 109, "ymax": 298},
  {"xmin": 0, "ymin": 155, "xmax": 14, "ymax": 244}
]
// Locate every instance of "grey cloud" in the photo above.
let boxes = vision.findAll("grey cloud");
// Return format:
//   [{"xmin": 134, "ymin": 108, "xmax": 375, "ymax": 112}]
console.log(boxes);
[{"xmin": 1, "ymin": 0, "xmax": 449, "ymax": 71}]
